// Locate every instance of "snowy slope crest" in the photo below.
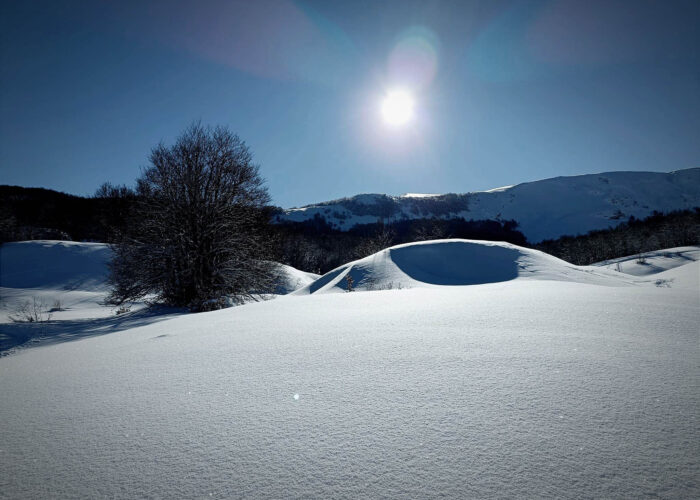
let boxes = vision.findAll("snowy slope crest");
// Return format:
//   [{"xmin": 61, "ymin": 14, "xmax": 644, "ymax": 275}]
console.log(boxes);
[
  {"xmin": 0, "ymin": 241, "xmax": 313, "ymax": 324},
  {"xmin": 295, "ymin": 239, "xmax": 631, "ymax": 295},
  {"xmin": 274, "ymin": 264, "xmax": 320, "ymax": 294},
  {"xmin": 593, "ymin": 246, "xmax": 700, "ymax": 276},
  {"xmin": 593, "ymin": 246, "xmax": 700, "ymax": 290},
  {"xmin": 1, "ymin": 240, "xmax": 111, "ymax": 291},
  {"xmin": 278, "ymin": 168, "xmax": 700, "ymax": 242}
]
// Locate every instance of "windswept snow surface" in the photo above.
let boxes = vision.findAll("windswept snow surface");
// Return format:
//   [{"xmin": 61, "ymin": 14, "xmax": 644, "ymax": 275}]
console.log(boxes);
[
  {"xmin": 1, "ymin": 240, "xmax": 698, "ymax": 498},
  {"xmin": 295, "ymin": 239, "xmax": 633, "ymax": 295},
  {"xmin": 593, "ymin": 246, "xmax": 700, "ymax": 276},
  {"xmin": 278, "ymin": 168, "xmax": 700, "ymax": 242}
]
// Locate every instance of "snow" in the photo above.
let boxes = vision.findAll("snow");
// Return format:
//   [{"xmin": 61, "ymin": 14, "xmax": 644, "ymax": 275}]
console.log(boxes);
[
  {"xmin": 1, "ymin": 239, "xmax": 698, "ymax": 498},
  {"xmin": 274, "ymin": 264, "xmax": 320, "ymax": 294},
  {"xmin": 593, "ymin": 246, "xmax": 700, "ymax": 276},
  {"xmin": 590, "ymin": 246, "xmax": 700, "ymax": 291},
  {"xmin": 647, "ymin": 260, "xmax": 700, "ymax": 290},
  {"xmin": 401, "ymin": 192, "xmax": 440, "ymax": 198},
  {"xmin": 483, "ymin": 184, "xmax": 515, "ymax": 193},
  {"xmin": 0, "ymin": 241, "xmax": 314, "ymax": 352},
  {"xmin": 0, "ymin": 240, "xmax": 116, "ymax": 324},
  {"xmin": 295, "ymin": 239, "xmax": 635, "ymax": 295},
  {"xmin": 276, "ymin": 168, "xmax": 700, "ymax": 242}
]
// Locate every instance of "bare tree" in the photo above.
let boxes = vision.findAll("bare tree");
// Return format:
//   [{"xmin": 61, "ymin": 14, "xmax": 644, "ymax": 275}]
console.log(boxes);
[
  {"xmin": 107, "ymin": 123, "xmax": 279, "ymax": 311},
  {"xmin": 354, "ymin": 222, "xmax": 396, "ymax": 258}
]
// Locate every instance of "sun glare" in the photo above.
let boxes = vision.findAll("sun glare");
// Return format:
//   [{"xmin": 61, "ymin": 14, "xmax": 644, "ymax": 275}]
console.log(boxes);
[{"xmin": 381, "ymin": 89, "xmax": 414, "ymax": 126}]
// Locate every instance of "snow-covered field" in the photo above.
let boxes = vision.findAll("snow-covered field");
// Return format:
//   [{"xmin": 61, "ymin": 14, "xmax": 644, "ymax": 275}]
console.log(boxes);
[{"xmin": 1, "ymin": 240, "xmax": 698, "ymax": 498}]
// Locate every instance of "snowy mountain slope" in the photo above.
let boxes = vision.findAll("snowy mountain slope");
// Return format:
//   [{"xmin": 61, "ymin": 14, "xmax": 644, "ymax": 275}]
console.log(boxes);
[
  {"xmin": 593, "ymin": 245, "xmax": 700, "ymax": 276},
  {"xmin": 1, "ymin": 267, "xmax": 698, "ymax": 498},
  {"xmin": 277, "ymin": 168, "xmax": 700, "ymax": 242},
  {"xmin": 295, "ymin": 239, "xmax": 635, "ymax": 295}
]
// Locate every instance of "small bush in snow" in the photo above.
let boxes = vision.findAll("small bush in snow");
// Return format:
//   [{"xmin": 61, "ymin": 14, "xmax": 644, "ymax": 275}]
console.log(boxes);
[
  {"xmin": 114, "ymin": 305, "xmax": 131, "ymax": 315},
  {"xmin": 199, "ymin": 296, "xmax": 238, "ymax": 312},
  {"xmin": 9, "ymin": 297, "xmax": 52, "ymax": 323}
]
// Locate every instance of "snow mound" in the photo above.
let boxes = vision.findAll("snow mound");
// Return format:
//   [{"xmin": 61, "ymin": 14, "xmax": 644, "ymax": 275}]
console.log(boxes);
[
  {"xmin": 274, "ymin": 264, "xmax": 320, "ymax": 294},
  {"xmin": 1, "ymin": 240, "xmax": 111, "ymax": 290},
  {"xmin": 0, "ymin": 241, "xmax": 316, "ymax": 352},
  {"xmin": 646, "ymin": 260, "xmax": 700, "ymax": 290},
  {"xmin": 593, "ymin": 246, "xmax": 700, "ymax": 276},
  {"xmin": 296, "ymin": 239, "xmax": 628, "ymax": 294},
  {"xmin": 0, "ymin": 240, "xmax": 114, "ymax": 325},
  {"xmin": 2, "ymin": 263, "xmax": 698, "ymax": 498}
]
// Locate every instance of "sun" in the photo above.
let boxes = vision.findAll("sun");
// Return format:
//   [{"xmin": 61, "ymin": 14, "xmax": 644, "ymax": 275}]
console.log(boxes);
[{"xmin": 381, "ymin": 89, "xmax": 414, "ymax": 126}]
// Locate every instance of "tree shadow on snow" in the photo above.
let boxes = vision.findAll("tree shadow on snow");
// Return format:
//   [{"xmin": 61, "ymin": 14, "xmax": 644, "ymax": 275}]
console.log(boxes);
[{"xmin": 0, "ymin": 306, "xmax": 184, "ymax": 356}]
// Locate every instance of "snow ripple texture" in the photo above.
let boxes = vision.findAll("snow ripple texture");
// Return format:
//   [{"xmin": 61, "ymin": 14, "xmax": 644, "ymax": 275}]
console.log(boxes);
[{"xmin": 1, "ymin": 241, "xmax": 698, "ymax": 498}]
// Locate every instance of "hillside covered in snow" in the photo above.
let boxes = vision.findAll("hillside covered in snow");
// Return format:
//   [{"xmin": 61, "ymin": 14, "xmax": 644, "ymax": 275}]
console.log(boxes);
[
  {"xmin": 294, "ymin": 239, "xmax": 632, "ymax": 294},
  {"xmin": 277, "ymin": 168, "xmax": 700, "ymax": 243},
  {"xmin": 0, "ymin": 241, "xmax": 315, "ymax": 352},
  {"xmin": 1, "ymin": 239, "xmax": 698, "ymax": 498}
]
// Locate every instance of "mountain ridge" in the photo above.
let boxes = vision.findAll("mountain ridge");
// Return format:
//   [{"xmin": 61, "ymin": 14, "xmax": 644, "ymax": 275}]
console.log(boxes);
[{"xmin": 276, "ymin": 168, "xmax": 700, "ymax": 243}]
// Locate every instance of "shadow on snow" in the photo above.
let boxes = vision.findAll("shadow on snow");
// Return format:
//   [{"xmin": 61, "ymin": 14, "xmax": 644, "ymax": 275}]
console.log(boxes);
[{"xmin": 0, "ymin": 306, "xmax": 184, "ymax": 356}]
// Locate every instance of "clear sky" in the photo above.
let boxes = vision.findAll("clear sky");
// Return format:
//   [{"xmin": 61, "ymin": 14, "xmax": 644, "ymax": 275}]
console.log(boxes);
[{"xmin": 1, "ymin": 0, "xmax": 698, "ymax": 207}]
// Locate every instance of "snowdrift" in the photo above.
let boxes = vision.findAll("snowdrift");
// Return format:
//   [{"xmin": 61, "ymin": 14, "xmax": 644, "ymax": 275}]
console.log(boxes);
[
  {"xmin": 274, "ymin": 264, "xmax": 320, "ymax": 294},
  {"xmin": 0, "ymin": 241, "xmax": 315, "ymax": 304},
  {"xmin": 593, "ymin": 246, "xmax": 700, "ymax": 276},
  {"xmin": 0, "ymin": 241, "xmax": 113, "ymax": 323},
  {"xmin": 2, "ymin": 253, "xmax": 699, "ymax": 498},
  {"xmin": 1, "ymin": 240, "xmax": 111, "ymax": 290},
  {"xmin": 295, "ymin": 239, "xmax": 630, "ymax": 295},
  {"xmin": 0, "ymin": 241, "xmax": 314, "ymax": 351}
]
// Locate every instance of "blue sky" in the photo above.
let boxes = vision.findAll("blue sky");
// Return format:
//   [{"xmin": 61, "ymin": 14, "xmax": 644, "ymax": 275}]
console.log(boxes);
[{"xmin": 1, "ymin": 0, "xmax": 698, "ymax": 207}]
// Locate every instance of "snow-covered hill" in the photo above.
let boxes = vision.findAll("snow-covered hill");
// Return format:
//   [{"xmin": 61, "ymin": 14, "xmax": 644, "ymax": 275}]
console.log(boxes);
[
  {"xmin": 0, "ymin": 241, "xmax": 315, "ymax": 352},
  {"xmin": 592, "ymin": 246, "xmax": 700, "ymax": 276},
  {"xmin": 1, "ymin": 240, "xmax": 698, "ymax": 498},
  {"xmin": 0, "ymin": 240, "xmax": 114, "ymax": 323},
  {"xmin": 277, "ymin": 168, "xmax": 700, "ymax": 243},
  {"xmin": 274, "ymin": 264, "xmax": 320, "ymax": 294},
  {"xmin": 295, "ymin": 239, "xmax": 632, "ymax": 294}
]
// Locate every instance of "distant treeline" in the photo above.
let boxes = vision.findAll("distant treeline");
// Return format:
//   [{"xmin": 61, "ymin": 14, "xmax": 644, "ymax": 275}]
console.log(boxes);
[
  {"xmin": 2, "ymin": 184, "xmax": 698, "ymax": 272},
  {"xmin": 0, "ymin": 184, "xmax": 134, "ymax": 243},
  {"xmin": 535, "ymin": 209, "xmax": 700, "ymax": 265}
]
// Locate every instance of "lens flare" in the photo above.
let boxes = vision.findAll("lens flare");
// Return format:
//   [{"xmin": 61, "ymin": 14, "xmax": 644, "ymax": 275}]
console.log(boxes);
[{"xmin": 388, "ymin": 26, "xmax": 439, "ymax": 89}]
